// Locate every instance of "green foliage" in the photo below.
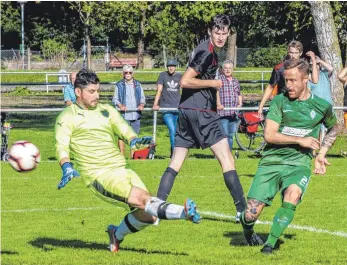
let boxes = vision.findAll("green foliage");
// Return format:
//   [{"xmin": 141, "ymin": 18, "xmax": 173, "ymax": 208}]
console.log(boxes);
[
  {"xmin": 0, "ymin": 2, "xmax": 20, "ymax": 33},
  {"xmin": 9, "ymin": 86, "xmax": 32, "ymax": 96},
  {"xmin": 246, "ymin": 45, "xmax": 287, "ymax": 67}
]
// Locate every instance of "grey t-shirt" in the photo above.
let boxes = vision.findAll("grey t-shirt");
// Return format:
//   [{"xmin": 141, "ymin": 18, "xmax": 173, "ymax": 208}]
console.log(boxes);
[{"xmin": 157, "ymin": 71, "xmax": 182, "ymax": 108}]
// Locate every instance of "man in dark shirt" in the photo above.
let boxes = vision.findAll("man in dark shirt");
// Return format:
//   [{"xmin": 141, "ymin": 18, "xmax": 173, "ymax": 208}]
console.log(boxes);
[
  {"xmin": 156, "ymin": 14, "xmax": 247, "ymax": 224},
  {"xmin": 153, "ymin": 59, "xmax": 182, "ymax": 157}
]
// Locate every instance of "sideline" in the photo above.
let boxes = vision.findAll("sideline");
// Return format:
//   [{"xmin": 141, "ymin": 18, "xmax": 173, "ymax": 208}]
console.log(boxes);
[{"xmin": 2, "ymin": 206, "xmax": 347, "ymax": 238}]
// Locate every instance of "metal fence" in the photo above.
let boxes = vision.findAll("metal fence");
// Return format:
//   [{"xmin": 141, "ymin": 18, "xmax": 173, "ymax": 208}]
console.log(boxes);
[
  {"xmin": 237, "ymin": 48, "xmax": 252, "ymax": 67},
  {"xmin": 1, "ymin": 47, "xmax": 256, "ymax": 70}
]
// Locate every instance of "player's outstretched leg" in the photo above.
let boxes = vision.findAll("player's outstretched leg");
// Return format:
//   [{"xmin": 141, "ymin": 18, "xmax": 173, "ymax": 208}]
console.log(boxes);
[
  {"xmin": 240, "ymin": 211, "xmax": 263, "ymax": 246},
  {"xmin": 106, "ymin": 212, "xmax": 153, "ymax": 252},
  {"xmin": 145, "ymin": 197, "xmax": 201, "ymax": 224}
]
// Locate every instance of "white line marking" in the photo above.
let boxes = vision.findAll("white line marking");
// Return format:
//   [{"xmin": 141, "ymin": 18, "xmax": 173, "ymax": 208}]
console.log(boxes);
[
  {"xmin": 201, "ymin": 211, "xmax": 347, "ymax": 238},
  {"xmin": 2, "ymin": 207, "xmax": 347, "ymax": 238},
  {"xmin": 2, "ymin": 206, "xmax": 112, "ymax": 213}
]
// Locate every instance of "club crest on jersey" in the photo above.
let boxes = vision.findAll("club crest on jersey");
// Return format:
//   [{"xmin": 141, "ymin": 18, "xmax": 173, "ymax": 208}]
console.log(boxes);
[
  {"xmin": 101, "ymin": 110, "xmax": 109, "ymax": 118},
  {"xmin": 310, "ymin": 110, "xmax": 316, "ymax": 119}
]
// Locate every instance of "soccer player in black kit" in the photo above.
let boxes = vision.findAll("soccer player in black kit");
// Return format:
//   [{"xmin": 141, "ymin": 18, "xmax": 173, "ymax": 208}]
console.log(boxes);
[{"xmin": 156, "ymin": 14, "xmax": 247, "ymax": 226}]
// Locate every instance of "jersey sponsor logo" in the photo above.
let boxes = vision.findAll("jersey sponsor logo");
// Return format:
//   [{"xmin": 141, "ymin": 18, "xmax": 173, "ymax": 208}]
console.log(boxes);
[
  {"xmin": 281, "ymin": 126, "xmax": 312, "ymax": 137},
  {"xmin": 310, "ymin": 110, "xmax": 316, "ymax": 119},
  {"xmin": 166, "ymin": 80, "xmax": 179, "ymax": 91},
  {"xmin": 78, "ymin": 112, "xmax": 85, "ymax": 117}
]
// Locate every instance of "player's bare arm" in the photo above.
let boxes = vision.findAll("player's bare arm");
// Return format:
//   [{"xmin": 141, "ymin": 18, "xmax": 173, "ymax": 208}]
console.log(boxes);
[
  {"xmin": 264, "ymin": 119, "xmax": 320, "ymax": 149},
  {"xmin": 319, "ymin": 124, "xmax": 338, "ymax": 156},
  {"xmin": 180, "ymin": 67, "xmax": 222, "ymax": 89},
  {"xmin": 313, "ymin": 124, "xmax": 337, "ymax": 175}
]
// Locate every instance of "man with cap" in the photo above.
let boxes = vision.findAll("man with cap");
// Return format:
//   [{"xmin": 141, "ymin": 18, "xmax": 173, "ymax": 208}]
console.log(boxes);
[
  {"xmin": 113, "ymin": 65, "xmax": 146, "ymax": 157},
  {"xmin": 153, "ymin": 59, "xmax": 182, "ymax": 157}
]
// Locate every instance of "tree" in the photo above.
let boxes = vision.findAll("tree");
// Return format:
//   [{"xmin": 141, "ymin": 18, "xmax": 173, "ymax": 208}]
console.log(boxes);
[
  {"xmin": 310, "ymin": 1, "xmax": 344, "ymax": 128},
  {"xmin": 68, "ymin": 1, "xmax": 112, "ymax": 69}
]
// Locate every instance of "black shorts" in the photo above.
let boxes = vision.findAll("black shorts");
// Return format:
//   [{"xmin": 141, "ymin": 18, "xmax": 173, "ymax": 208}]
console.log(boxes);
[{"xmin": 175, "ymin": 109, "xmax": 227, "ymax": 149}]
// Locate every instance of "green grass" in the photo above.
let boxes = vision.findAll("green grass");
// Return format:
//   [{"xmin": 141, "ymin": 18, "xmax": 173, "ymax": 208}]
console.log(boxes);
[
  {"xmin": 1, "ymin": 68, "xmax": 272, "ymax": 84},
  {"xmin": 1, "ymin": 114, "xmax": 347, "ymax": 265}
]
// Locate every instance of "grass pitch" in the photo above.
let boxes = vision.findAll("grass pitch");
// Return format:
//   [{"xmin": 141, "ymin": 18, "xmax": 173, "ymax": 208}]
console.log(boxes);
[{"xmin": 1, "ymin": 113, "xmax": 347, "ymax": 265}]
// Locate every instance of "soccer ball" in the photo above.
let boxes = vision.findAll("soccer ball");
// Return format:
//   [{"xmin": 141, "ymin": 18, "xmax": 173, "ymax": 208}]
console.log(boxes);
[{"xmin": 8, "ymin": 141, "xmax": 41, "ymax": 172}]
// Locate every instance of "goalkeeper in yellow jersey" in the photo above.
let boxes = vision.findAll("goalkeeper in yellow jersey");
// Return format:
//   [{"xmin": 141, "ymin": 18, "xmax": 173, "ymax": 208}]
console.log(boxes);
[{"xmin": 55, "ymin": 69, "xmax": 201, "ymax": 253}]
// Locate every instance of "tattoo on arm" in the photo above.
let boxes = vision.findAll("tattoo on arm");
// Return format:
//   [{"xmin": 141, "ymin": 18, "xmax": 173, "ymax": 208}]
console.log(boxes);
[{"xmin": 322, "ymin": 125, "xmax": 338, "ymax": 149}]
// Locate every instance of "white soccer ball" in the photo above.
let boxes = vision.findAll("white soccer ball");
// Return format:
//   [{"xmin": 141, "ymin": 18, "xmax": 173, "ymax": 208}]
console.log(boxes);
[{"xmin": 8, "ymin": 141, "xmax": 41, "ymax": 172}]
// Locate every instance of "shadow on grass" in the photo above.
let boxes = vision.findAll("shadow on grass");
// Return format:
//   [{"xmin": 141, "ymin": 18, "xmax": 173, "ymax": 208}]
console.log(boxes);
[
  {"xmin": 29, "ymin": 237, "xmax": 188, "ymax": 256},
  {"xmin": 224, "ymin": 231, "xmax": 293, "ymax": 249},
  {"xmin": 0, "ymin": 250, "xmax": 19, "ymax": 255},
  {"xmin": 191, "ymin": 154, "xmax": 215, "ymax": 159},
  {"xmin": 240, "ymin": 174, "xmax": 255, "ymax": 178}
]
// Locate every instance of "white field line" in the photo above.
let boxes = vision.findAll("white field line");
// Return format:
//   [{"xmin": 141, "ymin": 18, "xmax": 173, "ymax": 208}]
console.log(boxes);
[
  {"xmin": 2, "ymin": 206, "xmax": 347, "ymax": 238},
  {"xmin": 201, "ymin": 211, "xmax": 347, "ymax": 238}
]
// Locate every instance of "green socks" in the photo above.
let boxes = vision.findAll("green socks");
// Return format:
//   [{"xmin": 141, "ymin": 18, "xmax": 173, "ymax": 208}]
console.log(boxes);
[{"xmin": 266, "ymin": 202, "xmax": 296, "ymax": 248}]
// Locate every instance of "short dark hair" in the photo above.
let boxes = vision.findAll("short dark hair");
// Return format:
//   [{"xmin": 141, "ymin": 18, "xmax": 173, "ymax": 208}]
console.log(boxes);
[
  {"xmin": 283, "ymin": 59, "xmax": 310, "ymax": 77},
  {"xmin": 74, "ymin": 69, "xmax": 100, "ymax": 89},
  {"xmin": 208, "ymin": 14, "xmax": 231, "ymax": 31}
]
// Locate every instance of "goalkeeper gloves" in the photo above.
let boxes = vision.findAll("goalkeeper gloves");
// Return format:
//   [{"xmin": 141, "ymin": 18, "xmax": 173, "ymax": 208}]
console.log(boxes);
[
  {"xmin": 130, "ymin": 136, "xmax": 154, "ymax": 150},
  {"xmin": 57, "ymin": 162, "xmax": 80, "ymax": 190}
]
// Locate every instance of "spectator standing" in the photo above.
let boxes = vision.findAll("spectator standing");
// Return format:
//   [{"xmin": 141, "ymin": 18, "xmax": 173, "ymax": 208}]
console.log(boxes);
[
  {"xmin": 113, "ymin": 65, "xmax": 146, "ymax": 156},
  {"xmin": 153, "ymin": 59, "xmax": 182, "ymax": 157},
  {"xmin": 308, "ymin": 56, "xmax": 333, "ymax": 104},
  {"xmin": 216, "ymin": 60, "xmax": 242, "ymax": 153},
  {"xmin": 257, "ymin": 41, "xmax": 318, "ymax": 118},
  {"xmin": 63, "ymin": 72, "xmax": 77, "ymax": 106},
  {"xmin": 307, "ymin": 56, "xmax": 334, "ymax": 144}
]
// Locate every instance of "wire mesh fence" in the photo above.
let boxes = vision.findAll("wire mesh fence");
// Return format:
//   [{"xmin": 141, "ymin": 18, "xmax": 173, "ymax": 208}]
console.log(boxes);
[{"xmin": 1, "ymin": 47, "xmax": 256, "ymax": 70}]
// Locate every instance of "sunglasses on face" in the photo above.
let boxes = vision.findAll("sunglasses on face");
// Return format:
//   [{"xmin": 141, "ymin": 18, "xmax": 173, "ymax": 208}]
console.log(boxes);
[{"xmin": 124, "ymin": 72, "xmax": 133, "ymax": 75}]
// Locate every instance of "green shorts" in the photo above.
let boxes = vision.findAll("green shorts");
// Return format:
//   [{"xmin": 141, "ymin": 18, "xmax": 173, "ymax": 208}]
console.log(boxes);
[
  {"xmin": 89, "ymin": 167, "xmax": 148, "ymax": 210},
  {"xmin": 247, "ymin": 164, "xmax": 311, "ymax": 206}
]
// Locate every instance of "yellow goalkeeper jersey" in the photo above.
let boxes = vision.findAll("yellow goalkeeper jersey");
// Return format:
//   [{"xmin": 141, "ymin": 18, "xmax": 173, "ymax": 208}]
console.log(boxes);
[{"xmin": 55, "ymin": 103, "xmax": 137, "ymax": 186}]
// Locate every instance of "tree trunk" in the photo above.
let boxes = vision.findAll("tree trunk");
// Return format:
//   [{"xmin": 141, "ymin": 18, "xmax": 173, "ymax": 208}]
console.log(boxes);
[
  {"xmin": 227, "ymin": 32, "xmax": 237, "ymax": 65},
  {"xmin": 310, "ymin": 1, "xmax": 344, "ymax": 128},
  {"xmin": 162, "ymin": 44, "xmax": 167, "ymax": 68},
  {"xmin": 86, "ymin": 32, "xmax": 92, "ymax": 69},
  {"xmin": 137, "ymin": 8, "xmax": 146, "ymax": 69}
]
